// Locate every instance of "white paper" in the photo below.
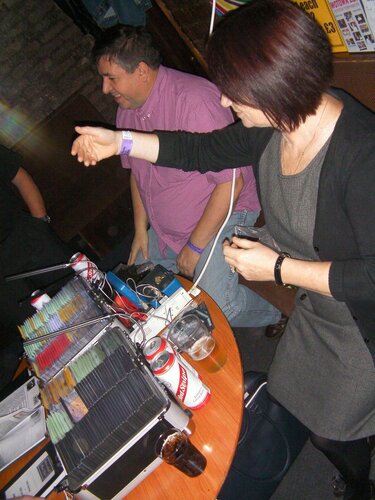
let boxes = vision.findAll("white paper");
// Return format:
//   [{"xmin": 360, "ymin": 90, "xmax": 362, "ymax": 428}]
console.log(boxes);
[
  {"xmin": 5, "ymin": 450, "xmax": 55, "ymax": 497},
  {"xmin": 329, "ymin": 0, "xmax": 375, "ymax": 51},
  {"xmin": 361, "ymin": 0, "xmax": 375, "ymax": 33},
  {"xmin": 0, "ymin": 377, "xmax": 46, "ymax": 471},
  {"xmin": 0, "ymin": 377, "xmax": 40, "ymax": 438}
]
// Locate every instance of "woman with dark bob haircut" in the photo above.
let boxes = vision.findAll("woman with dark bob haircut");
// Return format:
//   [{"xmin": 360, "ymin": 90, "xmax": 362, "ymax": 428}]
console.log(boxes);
[{"xmin": 72, "ymin": 0, "xmax": 375, "ymax": 497}]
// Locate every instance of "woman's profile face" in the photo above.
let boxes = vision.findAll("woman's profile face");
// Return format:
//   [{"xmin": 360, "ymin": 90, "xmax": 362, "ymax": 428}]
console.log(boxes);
[{"xmin": 221, "ymin": 95, "xmax": 272, "ymax": 128}]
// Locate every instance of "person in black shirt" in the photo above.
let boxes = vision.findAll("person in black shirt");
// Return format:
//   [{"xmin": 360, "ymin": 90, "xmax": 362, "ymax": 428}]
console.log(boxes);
[{"xmin": 0, "ymin": 144, "xmax": 72, "ymax": 388}]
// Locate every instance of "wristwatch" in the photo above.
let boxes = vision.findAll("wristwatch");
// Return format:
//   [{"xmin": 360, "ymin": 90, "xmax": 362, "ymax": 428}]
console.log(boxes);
[{"xmin": 40, "ymin": 215, "xmax": 51, "ymax": 223}]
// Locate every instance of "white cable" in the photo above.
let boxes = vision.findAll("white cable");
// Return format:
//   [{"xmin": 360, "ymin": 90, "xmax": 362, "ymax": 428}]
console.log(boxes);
[
  {"xmin": 187, "ymin": 1, "xmax": 238, "ymax": 296},
  {"xmin": 136, "ymin": 283, "xmax": 163, "ymax": 300},
  {"xmin": 209, "ymin": 0, "xmax": 217, "ymax": 35},
  {"xmin": 244, "ymin": 381, "xmax": 268, "ymax": 408},
  {"xmin": 189, "ymin": 169, "xmax": 236, "ymax": 295},
  {"xmin": 126, "ymin": 276, "xmax": 149, "ymax": 306}
]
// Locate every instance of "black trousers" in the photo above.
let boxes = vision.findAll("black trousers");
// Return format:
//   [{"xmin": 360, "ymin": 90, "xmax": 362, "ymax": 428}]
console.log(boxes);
[
  {"xmin": 268, "ymin": 391, "xmax": 373, "ymax": 500},
  {"xmin": 310, "ymin": 433, "xmax": 373, "ymax": 500}
]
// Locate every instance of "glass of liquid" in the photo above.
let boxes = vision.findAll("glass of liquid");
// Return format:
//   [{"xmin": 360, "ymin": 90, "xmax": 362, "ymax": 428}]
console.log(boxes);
[
  {"xmin": 169, "ymin": 313, "xmax": 227, "ymax": 372},
  {"xmin": 155, "ymin": 428, "xmax": 207, "ymax": 477}
]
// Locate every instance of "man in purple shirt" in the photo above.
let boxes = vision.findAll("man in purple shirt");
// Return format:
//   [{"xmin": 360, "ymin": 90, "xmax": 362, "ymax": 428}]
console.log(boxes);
[{"xmin": 93, "ymin": 25, "xmax": 280, "ymax": 327}]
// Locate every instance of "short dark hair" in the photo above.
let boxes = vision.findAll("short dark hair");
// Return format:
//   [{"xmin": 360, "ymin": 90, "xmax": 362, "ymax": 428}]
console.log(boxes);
[
  {"xmin": 207, "ymin": 0, "xmax": 333, "ymax": 131},
  {"xmin": 92, "ymin": 25, "xmax": 162, "ymax": 73}
]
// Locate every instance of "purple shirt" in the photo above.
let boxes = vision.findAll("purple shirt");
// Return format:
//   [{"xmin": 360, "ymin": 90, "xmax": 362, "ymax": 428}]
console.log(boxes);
[{"xmin": 117, "ymin": 66, "xmax": 260, "ymax": 254}]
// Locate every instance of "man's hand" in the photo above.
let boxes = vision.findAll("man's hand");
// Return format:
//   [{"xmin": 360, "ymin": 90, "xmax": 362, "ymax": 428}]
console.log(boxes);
[
  {"xmin": 71, "ymin": 126, "xmax": 121, "ymax": 166},
  {"xmin": 128, "ymin": 229, "xmax": 149, "ymax": 265},
  {"xmin": 176, "ymin": 245, "xmax": 200, "ymax": 278}
]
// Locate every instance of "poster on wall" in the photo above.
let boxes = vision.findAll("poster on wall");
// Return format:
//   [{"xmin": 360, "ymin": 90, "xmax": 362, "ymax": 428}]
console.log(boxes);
[{"xmin": 328, "ymin": 0, "xmax": 375, "ymax": 51}]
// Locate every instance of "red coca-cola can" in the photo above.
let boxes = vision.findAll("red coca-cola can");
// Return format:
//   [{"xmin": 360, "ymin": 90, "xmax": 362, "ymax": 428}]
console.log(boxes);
[
  {"xmin": 69, "ymin": 252, "xmax": 95, "ymax": 282},
  {"xmin": 151, "ymin": 351, "xmax": 210, "ymax": 410},
  {"xmin": 30, "ymin": 289, "xmax": 51, "ymax": 310},
  {"xmin": 143, "ymin": 336, "xmax": 199, "ymax": 378}
]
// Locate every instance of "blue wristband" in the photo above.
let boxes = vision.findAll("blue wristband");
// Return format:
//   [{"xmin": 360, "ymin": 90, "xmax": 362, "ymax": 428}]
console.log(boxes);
[
  {"xmin": 119, "ymin": 130, "xmax": 133, "ymax": 156},
  {"xmin": 187, "ymin": 239, "xmax": 205, "ymax": 255}
]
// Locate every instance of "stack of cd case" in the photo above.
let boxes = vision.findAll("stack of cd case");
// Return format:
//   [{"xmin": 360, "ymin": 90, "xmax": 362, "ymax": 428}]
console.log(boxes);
[
  {"xmin": 18, "ymin": 278, "xmax": 111, "ymax": 382},
  {"xmin": 13, "ymin": 277, "xmax": 189, "ymax": 499}
]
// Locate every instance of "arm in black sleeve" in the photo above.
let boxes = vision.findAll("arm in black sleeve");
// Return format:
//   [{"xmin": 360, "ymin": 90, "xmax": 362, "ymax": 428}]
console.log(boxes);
[
  {"xmin": 329, "ymin": 130, "xmax": 375, "ymax": 304},
  {"xmin": 155, "ymin": 121, "xmax": 272, "ymax": 173}
]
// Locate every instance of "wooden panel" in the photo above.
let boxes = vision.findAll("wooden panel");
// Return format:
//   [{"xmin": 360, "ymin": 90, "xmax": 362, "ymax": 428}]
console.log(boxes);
[
  {"xmin": 146, "ymin": 2, "xmax": 208, "ymax": 76},
  {"xmin": 13, "ymin": 94, "xmax": 131, "ymax": 243},
  {"xmin": 78, "ymin": 190, "xmax": 133, "ymax": 257},
  {"xmin": 148, "ymin": 0, "xmax": 211, "ymax": 74},
  {"xmin": 332, "ymin": 53, "xmax": 375, "ymax": 112}
]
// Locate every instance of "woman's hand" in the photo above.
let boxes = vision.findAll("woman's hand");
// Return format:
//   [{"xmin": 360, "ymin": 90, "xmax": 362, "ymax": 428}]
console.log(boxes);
[
  {"xmin": 71, "ymin": 126, "xmax": 121, "ymax": 166},
  {"xmin": 223, "ymin": 236, "xmax": 278, "ymax": 281},
  {"xmin": 225, "ymin": 236, "xmax": 332, "ymax": 296}
]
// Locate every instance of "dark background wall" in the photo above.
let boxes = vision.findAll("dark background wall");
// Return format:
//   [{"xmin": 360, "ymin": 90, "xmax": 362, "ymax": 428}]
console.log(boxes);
[{"xmin": 0, "ymin": 0, "xmax": 116, "ymax": 148}]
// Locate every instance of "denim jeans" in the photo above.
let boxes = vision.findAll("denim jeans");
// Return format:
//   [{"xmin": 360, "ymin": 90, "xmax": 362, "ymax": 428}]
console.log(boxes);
[{"xmin": 137, "ymin": 211, "xmax": 281, "ymax": 328}]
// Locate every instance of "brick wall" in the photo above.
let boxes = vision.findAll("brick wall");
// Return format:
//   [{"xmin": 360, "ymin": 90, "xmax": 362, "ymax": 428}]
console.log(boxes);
[{"xmin": 0, "ymin": 0, "xmax": 116, "ymax": 147}]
